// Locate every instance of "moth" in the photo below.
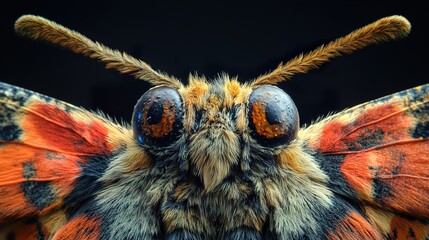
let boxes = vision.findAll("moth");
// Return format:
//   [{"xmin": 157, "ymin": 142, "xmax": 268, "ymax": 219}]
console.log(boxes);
[{"xmin": 0, "ymin": 14, "xmax": 428, "ymax": 240}]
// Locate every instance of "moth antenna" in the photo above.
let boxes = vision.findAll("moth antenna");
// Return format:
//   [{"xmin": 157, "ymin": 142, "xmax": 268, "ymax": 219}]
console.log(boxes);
[
  {"xmin": 251, "ymin": 15, "xmax": 411, "ymax": 87},
  {"xmin": 15, "ymin": 15, "xmax": 183, "ymax": 89}
]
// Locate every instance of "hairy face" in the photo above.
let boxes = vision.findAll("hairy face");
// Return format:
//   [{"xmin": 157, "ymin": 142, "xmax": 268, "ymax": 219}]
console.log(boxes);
[{"xmin": 132, "ymin": 76, "xmax": 299, "ymax": 192}]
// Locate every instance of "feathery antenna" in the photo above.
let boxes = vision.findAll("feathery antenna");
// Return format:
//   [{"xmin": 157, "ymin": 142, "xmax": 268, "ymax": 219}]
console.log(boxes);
[
  {"xmin": 251, "ymin": 15, "xmax": 411, "ymax": 87},
  {"xmin": 15, "ymin": 15, "xmax": 182, "ymax": 89}
]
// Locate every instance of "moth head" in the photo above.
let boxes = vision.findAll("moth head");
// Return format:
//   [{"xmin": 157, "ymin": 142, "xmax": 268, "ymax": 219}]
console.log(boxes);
[{"xmin": 128, "ymin": 75, "xmax": 300, "ymax": 190}]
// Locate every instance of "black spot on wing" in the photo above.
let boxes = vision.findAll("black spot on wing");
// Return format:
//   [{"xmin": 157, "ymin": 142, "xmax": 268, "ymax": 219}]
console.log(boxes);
[
  {"xmin": 345, "ymin": 128, "xmax": 384, "ymax": 151},
  {"xmin": 0, "ymin": 82, "xmax": 31, "ymax": 106},
  {"xmin": 358, "ymin": 128, "xmax": 384, "ymax": 148},
  {"xmin": 0, "ymin": 105, "xmax": 21, "ymax": 141},
  {"xmin": 410, "ymin": 84, "xmax": 429, "ymax": 102},
  {"xmin": 369, "ymin": 166, "xmax": 392, "ymax": 202},
  {"xmin": 412, "ymin": 102, "xmax": 429, "ymax": 120},
  {"xmin": 0, "ymin": 124, "xmax": 22, "ymax": 141},
  {"xmin": 409, "ymin": 85, "xmax": 429, "ymax": 120},
  {"xmin": 0, "ymin": 106, "xmax": 15, "ymax": 123},
  {"xmin": 21, "ymin": 180, "xmax": 55, "ymax": 210},
  {"xmin": 64, "ymin": 104, "xmax": 72, "ymax": 113},
  {"xmin": 20, "ymin": 161, "xmax": 56, "ymax": 210},
  {"xmin": 412, "ymin": 121, "xmax": 429, "ymax": 139}
]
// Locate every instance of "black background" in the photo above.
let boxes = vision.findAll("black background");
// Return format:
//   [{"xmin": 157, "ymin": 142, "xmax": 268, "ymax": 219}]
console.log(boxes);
[{"xmin": 1, "ymin": 1, "xmax": 428, "ymax": 125}]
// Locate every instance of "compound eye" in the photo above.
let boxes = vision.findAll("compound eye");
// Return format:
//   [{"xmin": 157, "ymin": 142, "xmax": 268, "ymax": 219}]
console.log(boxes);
[
  {"xmin": 248, "ymin": 85, "xmax": 299, "ymax": 147},
  {"xmin": 132, "ymin": 87, "xmax": 183, "ymax": 147}
]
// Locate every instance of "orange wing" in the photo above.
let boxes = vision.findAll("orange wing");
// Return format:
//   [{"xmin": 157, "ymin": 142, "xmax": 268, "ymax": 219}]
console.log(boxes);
[
  {"xmin": 304, "ymin": 84, "xmax": 429, "ymax": 238},
  {"xmin": 0, "ymin": 82, "xmax": 130, "ymax": 239}
]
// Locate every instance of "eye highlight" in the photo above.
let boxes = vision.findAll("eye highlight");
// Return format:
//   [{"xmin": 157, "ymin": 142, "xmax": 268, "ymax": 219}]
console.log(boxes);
[
  {"xmin": 132, "ymin": 87, "xmax": 183, "ymax": 147},
  {"xmin": 248, "ymin": 85, "xmax": 299, "ymax": 147}
]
